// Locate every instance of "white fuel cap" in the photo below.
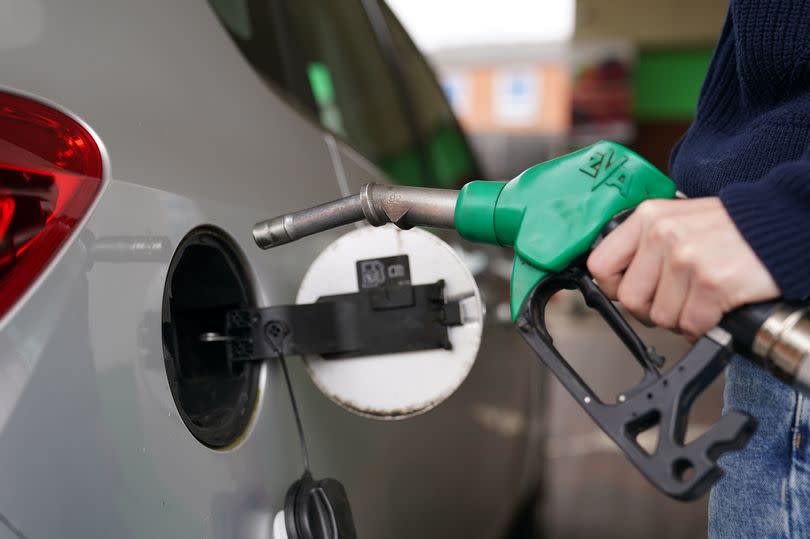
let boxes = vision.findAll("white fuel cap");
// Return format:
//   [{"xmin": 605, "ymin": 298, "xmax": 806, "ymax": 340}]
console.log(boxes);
[{"xmin": 296, "ymin": 225, "xmax": 484, "ymax": 419}]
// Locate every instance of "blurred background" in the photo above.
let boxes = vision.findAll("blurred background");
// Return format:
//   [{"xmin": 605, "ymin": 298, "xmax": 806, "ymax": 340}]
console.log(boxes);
[
  {"xmin": 384, "ymin": 0, "xmax": 729, "ymax": 537},
  {"xmin": 388, "ymin": 0, "xmax": 727, "ymax": 181}
]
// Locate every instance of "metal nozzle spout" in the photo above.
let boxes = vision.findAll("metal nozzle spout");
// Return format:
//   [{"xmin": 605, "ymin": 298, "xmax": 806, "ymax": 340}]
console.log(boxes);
[
  {"xmin": 253, "ymin": 195, "xmax": 365, "ymax": 249},
  {"xmin": 253, "ymin": 184, "xmax": 459, "ymax": 249}
]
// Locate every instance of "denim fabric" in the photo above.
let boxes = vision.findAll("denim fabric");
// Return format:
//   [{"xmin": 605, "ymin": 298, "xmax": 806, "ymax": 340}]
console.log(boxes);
[{"xmin": 709, "ymin": 355, "xmax": 810, "ymax": 538}]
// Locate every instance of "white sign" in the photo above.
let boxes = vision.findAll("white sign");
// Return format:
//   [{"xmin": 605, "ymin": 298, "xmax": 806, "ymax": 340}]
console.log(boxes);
[
  {"xmin": 441, "ymin": 72, "xmax": 471, "ymax": 116},
  {"xmin": 493, "ymin": 69, "xmax": 542, "ymax": 126}
]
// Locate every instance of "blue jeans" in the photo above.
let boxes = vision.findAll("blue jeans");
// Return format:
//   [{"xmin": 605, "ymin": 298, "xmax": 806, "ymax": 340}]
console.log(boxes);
[{"xmin": 710, "ymin": 356, "xmax": 810, "ymax": 538}]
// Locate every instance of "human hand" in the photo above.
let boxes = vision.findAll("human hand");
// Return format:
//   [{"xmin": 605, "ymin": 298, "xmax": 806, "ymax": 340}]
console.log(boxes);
[{"xmin": 586, "ymin": 197, "xmax": 780, "ymax": 340}]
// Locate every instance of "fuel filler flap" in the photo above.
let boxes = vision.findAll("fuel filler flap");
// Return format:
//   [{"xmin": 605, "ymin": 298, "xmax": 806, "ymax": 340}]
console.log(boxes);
[{"xmin": 296, "ymin": 225, "xmax": 483, "ymax": 419}]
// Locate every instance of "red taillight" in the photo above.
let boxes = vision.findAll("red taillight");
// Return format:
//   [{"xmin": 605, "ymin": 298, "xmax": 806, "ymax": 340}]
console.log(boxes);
[{"xmin": 0, "ymin": 91, "xmax": 103, "ymax": 319}]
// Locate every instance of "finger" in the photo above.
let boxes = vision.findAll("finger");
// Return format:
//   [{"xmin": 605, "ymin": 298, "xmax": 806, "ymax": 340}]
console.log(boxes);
[
  {"xmin": 587, "ymin": 214, "xmax": 643, "ymax": 299},
  {"xmin": 649, "ymin": 248, "xmax": 693, "ymax": 329},
  {"xmin": 592, "ymin": 269, "xmax": 622, "ymax": 301},
  {"xmin": 678, "ymin": 279, "xmax": 725, "ymax": 339},
  {"xmin": 616, "ymin": 233, "xmax": 664, "ymax": 321}
]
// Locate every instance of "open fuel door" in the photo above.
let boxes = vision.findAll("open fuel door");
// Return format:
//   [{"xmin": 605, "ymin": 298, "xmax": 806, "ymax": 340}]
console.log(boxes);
[{"xmin": 227, "ymin": 225, "xmax": 484, "ymax": 419}]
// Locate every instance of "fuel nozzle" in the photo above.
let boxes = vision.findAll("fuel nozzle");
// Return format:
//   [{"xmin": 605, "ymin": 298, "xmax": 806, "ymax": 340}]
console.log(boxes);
[
  {"xmin": 249, "ymin": 140, "xmax": 810, "ymax": 503},
  {"xmin": 252, "ymin": 183, "xmax": 459, "ymax": 249}
]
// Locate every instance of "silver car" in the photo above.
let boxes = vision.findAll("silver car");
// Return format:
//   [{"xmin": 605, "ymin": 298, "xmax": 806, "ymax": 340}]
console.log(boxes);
[{"xmin": 0, "ymin": 0, "xmax": 545, "ymax": 537}]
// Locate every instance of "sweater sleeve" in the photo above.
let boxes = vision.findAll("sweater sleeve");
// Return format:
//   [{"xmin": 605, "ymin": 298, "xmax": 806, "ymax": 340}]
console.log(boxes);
[{"xmin": 719, "ymin": 145, "xmax": 810, "ymax": 300}]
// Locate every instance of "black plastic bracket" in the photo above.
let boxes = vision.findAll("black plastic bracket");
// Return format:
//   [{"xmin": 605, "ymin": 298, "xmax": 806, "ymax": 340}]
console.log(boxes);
[
  {"xmin": 517, "ymin": 262, "xmax": 756, "ymax": 501},
  {"xmin": 224, "ymin": 280, "xmax": 461, "ymax": 366}
]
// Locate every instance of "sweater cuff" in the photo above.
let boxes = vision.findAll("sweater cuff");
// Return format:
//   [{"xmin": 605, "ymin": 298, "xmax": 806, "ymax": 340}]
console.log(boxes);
[{"xmin": 720, "ymin": 180, "xmax": 810, "ymax": 300}]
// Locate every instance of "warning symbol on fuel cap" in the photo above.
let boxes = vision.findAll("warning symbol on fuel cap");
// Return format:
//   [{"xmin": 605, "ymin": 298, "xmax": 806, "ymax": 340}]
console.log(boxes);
[{"xmin": 356, "ymin": 255, "xmax": 411, "ymax": 289}]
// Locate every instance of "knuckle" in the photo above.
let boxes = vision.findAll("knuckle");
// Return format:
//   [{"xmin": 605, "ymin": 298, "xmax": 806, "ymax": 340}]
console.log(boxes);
[
  {"xmin": 679, "ymin": 315, "xmax": 703, "ymax": 337},
  {"xmin": 695, "ymin": 267, "xmax": 722, "ymax": 291},
  {"xmin": 650, "ymin": 306, "xmax": 675, "ymax": 328},
  {"xmin": 679, "ymin": 308, "xmax": 721, "ymax": 337},
  {"xmin": 586, "ymin": 255, "xmax": 604, "ymax": 279},
  {"xmin": 671, "ymin": 245, "xmax": 695, "ymax": 269},
  {"xmin": 618, "ymin": 285, "xmax": 645, "ymax": 315},
  {"xmin": 650, "ymin": 218, "xmax": 681, "ymax": 244},
  {"xmin": 635, "ymin": 200, "xmax": 660, "ymax": 220}
]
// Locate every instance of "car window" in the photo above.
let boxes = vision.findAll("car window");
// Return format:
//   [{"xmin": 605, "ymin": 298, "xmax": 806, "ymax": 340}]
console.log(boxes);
[
  {"xmin": 209, "ymin": 0, "xmax": 423, "ymax": 185},
  {"xmin": 380, "ymin": 3, "xmax": 480, "ymax": 188},
  {"xmin": 283, "ymin": 0, "xmax": 428, "ymax": 185},
  {"xmin": 208, "ymin": 0, "xmax": 475, "ymax": 188}
]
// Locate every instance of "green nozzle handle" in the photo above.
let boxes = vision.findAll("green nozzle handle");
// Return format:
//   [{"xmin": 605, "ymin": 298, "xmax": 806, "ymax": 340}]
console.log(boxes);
[{"xmin": 454, "ymin": 140, "xmax": 677, "ymax": 319}]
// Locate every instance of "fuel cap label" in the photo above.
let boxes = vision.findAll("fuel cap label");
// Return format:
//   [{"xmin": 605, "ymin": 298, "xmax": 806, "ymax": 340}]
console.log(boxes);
[{"xmin": 356, "ymin": 255, "xmax": 411, "ymax": 289}]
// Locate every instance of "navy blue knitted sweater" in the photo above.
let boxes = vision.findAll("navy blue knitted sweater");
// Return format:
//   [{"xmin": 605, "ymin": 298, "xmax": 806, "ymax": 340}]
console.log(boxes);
[{"xmin": 670, "ymin": 0, "xmax": 810, "ymax": 299}]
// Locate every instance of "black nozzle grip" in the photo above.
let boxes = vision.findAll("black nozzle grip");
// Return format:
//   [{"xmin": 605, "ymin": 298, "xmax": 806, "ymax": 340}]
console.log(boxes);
[
  {"xmin": 720, "ymin": 301, "xmax": 781, "ymax": 353},
  {"xmin": 719, "ymin": 300, "xmax": 810, "ymax": 393}
]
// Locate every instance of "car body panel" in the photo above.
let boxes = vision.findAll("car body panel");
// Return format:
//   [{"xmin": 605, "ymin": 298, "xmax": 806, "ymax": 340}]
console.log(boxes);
[{"xmin": 0, "ymin": 0, "xmax": 542, "ymax": 537}]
